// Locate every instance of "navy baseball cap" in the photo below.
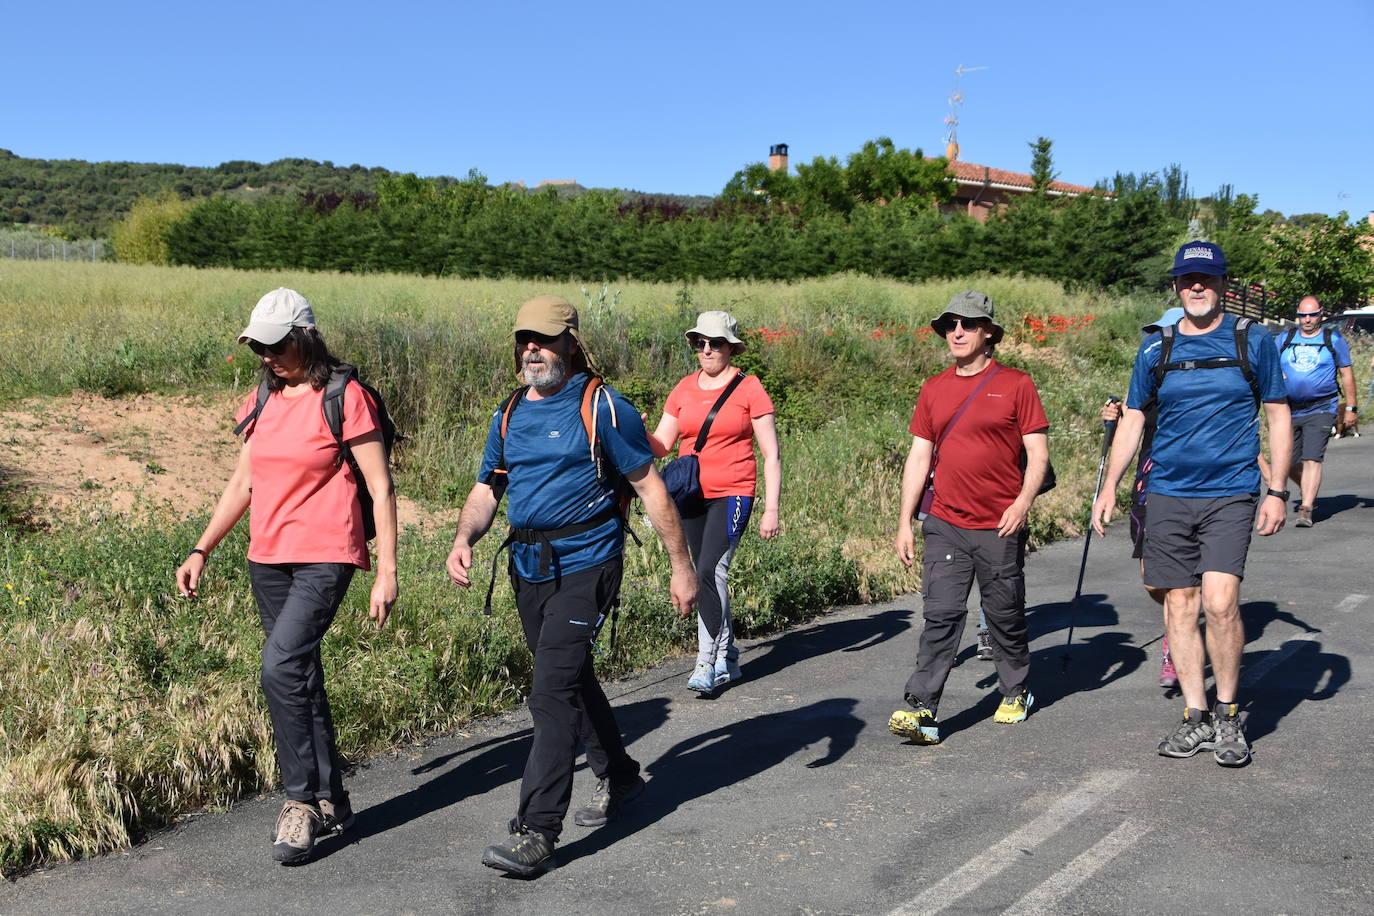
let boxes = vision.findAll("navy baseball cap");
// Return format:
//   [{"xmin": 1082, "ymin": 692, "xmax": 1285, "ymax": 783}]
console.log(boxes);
[{"xmin": 1170, "ymin": 240, "xmax": 1228, "ymax": 277}]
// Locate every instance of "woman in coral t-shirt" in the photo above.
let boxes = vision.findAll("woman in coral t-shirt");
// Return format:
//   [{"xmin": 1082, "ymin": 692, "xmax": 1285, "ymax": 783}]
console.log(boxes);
[
  {"xmin": 174, "ymin": 289, "xmax": 397, "ymax": 866},
  {"xmin": 647, "ymin": 310, "xmax": 781, "ymax": 696}
]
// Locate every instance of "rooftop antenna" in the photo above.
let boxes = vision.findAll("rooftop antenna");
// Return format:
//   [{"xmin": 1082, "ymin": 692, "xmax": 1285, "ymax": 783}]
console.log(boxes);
[{"xmin": 943, "ymin": 64, "xmax": 989, "ymax": 162}]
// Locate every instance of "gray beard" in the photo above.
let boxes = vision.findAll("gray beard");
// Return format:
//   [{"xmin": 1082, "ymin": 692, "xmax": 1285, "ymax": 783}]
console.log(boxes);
[{"xmin": 523, "ymin": 352, "xmax": 567, "ymax": 391}]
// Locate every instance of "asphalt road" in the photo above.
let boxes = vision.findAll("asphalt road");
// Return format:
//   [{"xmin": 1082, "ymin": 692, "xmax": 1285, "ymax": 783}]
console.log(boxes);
[{"xmin": 5, "ymin": 435, "xmax": 1372, "ymax": 916}]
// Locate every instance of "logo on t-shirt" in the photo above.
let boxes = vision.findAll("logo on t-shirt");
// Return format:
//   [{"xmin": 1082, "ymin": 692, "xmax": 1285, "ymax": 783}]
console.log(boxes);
[
  {"xmin": 548, "ymin": 430, "xmax": 561, "ymax": 438},
  {"xmin": 1289, "ymin": 346, "xmax": 1321, "ymax": 373}
]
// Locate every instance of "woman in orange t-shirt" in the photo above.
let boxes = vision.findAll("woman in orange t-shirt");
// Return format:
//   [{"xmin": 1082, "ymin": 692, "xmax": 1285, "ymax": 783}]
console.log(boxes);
[
  {"xmin": 648, "ymin": 311, "xmax": 781, "ymax": 696},
  {"xmin": 174, "ymin": 289, "xmax": 397, "ymax": 866}
]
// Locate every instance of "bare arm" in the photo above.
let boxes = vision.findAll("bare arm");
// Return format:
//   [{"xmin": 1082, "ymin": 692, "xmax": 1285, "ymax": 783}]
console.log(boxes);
[
  {"xmin": 752, "ymin": 413, "xmax": 782, "ymax": 539},
  {"xmin": 1091, "ymin": 406, "xmax": 1147, "ymax": 536},
  {"xmin": 1338, "ymin": 364, "xmax": 1358, "ymax": 430},
  {"xmin": 1256, "ymin": 400, "xmax": 1292, "ymax": 535},
  {"xmin": 349, "ymin": 431, "xmax": 397, "ymax": 628},
  {"xmin": 446, "ymin": 482, "xmax": 500, "ymax": 588},
  {"xmin": 625, "ymin": 462, "xmax": 699, "ymax": 617},
  {"xmin": 894, "ymin": 435, "xmax": 934, "ymax": 568},
  {"xmin": 998, "ymin": 430, "xmax": 1048, "ymax": 538},
  {"xmin": 175, "ymin": 440, "xmax": 253, "ymax": 598},
  {"xmin": 646, "ymin": 413, "xmax": 680, "ymax": 460}
]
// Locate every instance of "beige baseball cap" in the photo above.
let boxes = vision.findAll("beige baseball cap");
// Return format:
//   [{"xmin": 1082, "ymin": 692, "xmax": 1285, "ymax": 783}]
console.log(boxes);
[{"xmin": 238, "ymin": 288, "xmax": 317, "ymax": 344}]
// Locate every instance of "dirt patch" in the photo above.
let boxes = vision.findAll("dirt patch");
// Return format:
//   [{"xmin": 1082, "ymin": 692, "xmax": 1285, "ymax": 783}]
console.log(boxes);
[{"xmin": 0, "ymin": 391, "xmax": 447, "ymax": 530}]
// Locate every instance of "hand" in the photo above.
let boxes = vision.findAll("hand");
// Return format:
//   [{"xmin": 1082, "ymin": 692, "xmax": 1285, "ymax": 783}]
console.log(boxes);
[
  {"xmin": 1100, "ymin": 400, "xmax": 1123, "ymax": 423},
  {"xmin": 1255, "ymin": 493, "xmax": 1286, "ymax": 535},
  {"xmin": 894, "ymin": 526, "xmax": 917, "ymax": 568},
  {"xmin": 175, "ymin": 553, "xmax": 206, "ymax": 598},
  {"xmin": 996, "ymin": 498, "xmax": 1031, "ymax": 538},
  {"xmin": 759, "ymin": 508, "xmax": 780, "ymax": 540},
  {"xmin": 447, "ymin": 543, "xmax": 474, "ymax": 588},
  {"xmin": 1090, "ymin": 492, "xmax": 1115, "ymax": 537},
  {"xmin": 670, "ymin": 567, "xmax": 698, "ymax": 618},
  {"xmin": 369, "ymin": 573, "xmax": 398, "ymax": 628},
  {"xmin": 1340, "ymin": 410, "xmax": 1357, "ymax": 431}
]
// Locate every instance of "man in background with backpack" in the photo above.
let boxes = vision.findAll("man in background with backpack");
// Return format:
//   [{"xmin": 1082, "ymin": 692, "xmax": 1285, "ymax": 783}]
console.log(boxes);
[
  {"xmin": 1092, "ymin": 241, "xmax": 1290, "ymax": 768},
  {"xmin": 446, "ymin": 295, "xmax": 697, "ymax": 878},
  {"xmin": 1278, "ymin": 296, "xmax": 1357, "ymax": 527}
]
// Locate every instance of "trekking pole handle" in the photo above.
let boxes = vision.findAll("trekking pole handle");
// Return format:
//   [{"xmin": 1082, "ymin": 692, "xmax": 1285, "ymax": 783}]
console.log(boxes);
[{"xmin": 1100, "ymin": 396, "xmax": 1122, "ymax": 454}]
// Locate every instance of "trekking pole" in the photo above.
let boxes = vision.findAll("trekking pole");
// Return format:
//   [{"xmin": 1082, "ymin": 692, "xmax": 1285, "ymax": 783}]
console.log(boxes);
[{"xmin": 1060, "ymin": 396, "xmax": 1120, "ymax": 670}]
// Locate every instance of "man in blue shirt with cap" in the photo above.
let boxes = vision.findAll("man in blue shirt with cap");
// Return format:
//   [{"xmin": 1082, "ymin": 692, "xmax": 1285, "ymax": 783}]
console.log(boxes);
[{"xmin": 1092, "ymin": 241, "xmax": 1291, "ymax": 768}]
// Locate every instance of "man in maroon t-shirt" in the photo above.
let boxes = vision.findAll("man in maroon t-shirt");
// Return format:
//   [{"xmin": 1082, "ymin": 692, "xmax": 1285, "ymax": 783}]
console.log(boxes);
[{"xmin": 890, "ymin": 291, "xmax": 1050, "ymax": 745}]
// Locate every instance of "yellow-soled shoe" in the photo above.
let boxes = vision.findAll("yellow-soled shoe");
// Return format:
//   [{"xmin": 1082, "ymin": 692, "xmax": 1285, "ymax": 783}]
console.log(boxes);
[
  {"xmin": 994, "ymin": 689, "xmax": 1034, "ymax": 724},
  {"xmin": 888, "ymin": 707, "xmax": 940, "ymax": 744}
]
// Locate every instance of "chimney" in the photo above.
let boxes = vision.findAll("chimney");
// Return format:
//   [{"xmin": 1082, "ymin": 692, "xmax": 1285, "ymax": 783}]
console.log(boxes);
[{"xmin": 768, "ymin": 143, "xmax": 789, "ymax": 172}]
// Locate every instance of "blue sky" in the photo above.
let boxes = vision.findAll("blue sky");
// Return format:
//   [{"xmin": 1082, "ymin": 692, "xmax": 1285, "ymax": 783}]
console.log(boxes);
[{"xmin": 6, "ymin": 0, "xmax": 1372, "ymax": 220}]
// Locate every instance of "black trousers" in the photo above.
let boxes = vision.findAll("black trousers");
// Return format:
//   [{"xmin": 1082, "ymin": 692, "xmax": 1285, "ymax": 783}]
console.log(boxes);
[
  {"xmin": 513, "ymin": 558, "xmax": 639, "ymax": 843},
  {"xmin": 249, "ymin": 561, "xmax": 355, "ymax": 803},
  {"xmin": 904, "ymin": 516, "xmax": 1029, "ymax": 712}
]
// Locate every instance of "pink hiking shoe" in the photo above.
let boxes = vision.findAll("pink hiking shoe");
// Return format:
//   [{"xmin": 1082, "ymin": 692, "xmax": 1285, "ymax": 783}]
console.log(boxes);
[{"xmin": 1159, "ymin": 635, "xmax": 1178, "ymax": 689}]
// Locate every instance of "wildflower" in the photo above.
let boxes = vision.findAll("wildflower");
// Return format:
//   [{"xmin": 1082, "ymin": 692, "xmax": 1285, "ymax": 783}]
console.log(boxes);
[{"xmin": 226, "ymin": 355, "xmax": 234, "ymax": 361}]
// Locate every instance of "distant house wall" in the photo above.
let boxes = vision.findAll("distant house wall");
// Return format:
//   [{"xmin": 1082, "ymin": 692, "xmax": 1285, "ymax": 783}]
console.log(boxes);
[{"xmin": 938, "ymin": 160, "xmax": 1100, "ymax": 223}]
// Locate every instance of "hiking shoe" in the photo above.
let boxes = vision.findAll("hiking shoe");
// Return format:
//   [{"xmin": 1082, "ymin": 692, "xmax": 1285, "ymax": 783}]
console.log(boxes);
[
  {"xmin": 573, "ymin": 774, "xmax": 645, "ymax": 827},
  {"xmin": 994, "ymin": 689, "xmax": 1034, "ymax": 724},
  {"xmin": 888, "ymin": 703, "xmax": 940, "ymax": 745},
  {"xmin": 713, "ymin": 657, "xmax": 743, "ymax": 686},
  {"xmin": 687, "ymin": 662, "xmax": 716, "ymax": 694},
  {"xmin": 1295, "ymin": 506, "xmax": 1314, "ymax": 527},
  {"xmin": 1212, "ymin": 702, "xmax": 1251, "ymax": 767},
  {"xmin": 272, "ymin": 800, "xmax": 323, "ymax": 864},
  {"xmin": 481, "ymin": 825, "xmax": 554, "ymax": 877},
  {"xmin": 976, "ymin": 629, "xmax": 994, "ymax": 661},
  {"xmin": 1158, "ymin": 707, "xmax": 1217, "ymax": 758},
  {"xmin": 1159, "ymin": 655, "xmax": 1178, "ymax": 689},
  {"xmin": 317, "ymin": 795, "xmax": 355, "ymax": 838}
]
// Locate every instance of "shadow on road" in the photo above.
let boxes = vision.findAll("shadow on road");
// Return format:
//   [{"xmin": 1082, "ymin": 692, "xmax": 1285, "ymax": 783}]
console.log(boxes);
[
  {"xmin": 740, "ymin": 608, "xmax": 912, "ymax": 684},
  {"xmin": 554, "ymin": 698, "xmax": 865, "ymax": 868},
  {"xmin": 315, "ymin": 697, "xmax": 672, "ymax": 860},
  {"xmin": 1243, "ymin": 639, "xmax": 1350, "ymax": 744},
  {"xmin": 1312, "ymin": 492, "xmax": 1374, "ymax": 522},
  {"xmin": 1242, "ymin": 600, "xmax": 1320, "ymax": 644}
]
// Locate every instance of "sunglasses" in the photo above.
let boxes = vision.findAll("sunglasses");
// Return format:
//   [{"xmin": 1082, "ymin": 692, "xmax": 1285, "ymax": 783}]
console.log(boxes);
[
  {"xmin": 515, "ymin": 330, "xmax": 565, "ymax": 347},
  {"xmin": 247, "ymin": 338, "xmax": 292, "ymax": 356},
  {"xmin": 935, "ymin": 316, "xmax": 989, "ymax": 335},
  {"xmin": 688, "ymin": 336, "xmax": 731, "ymax": 352},
  {"xmin": 1296, "ymin": 311, "xmax": 1322, "ymax": 319}
]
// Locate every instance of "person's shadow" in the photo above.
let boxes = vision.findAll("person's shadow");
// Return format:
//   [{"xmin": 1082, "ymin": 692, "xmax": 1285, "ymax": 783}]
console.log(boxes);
[
  {"xmin": 736, "ymin": 609, "xmax": 912, "ymax": 685},
  {"xmin": 937, "ymin": 632, "xmax": 1145, "ymax": 739},
  {"xmin": 310, "ymin": 697, "xmax": 672, "ymax": 861},
  {"xmin": 1311, "ymin": 492, "xmax": 1374, "ymax": 522},
  {"xmin": 553, "ymin": 697, "xmax": 865, "ymax": 868},
  {"xmin": 947, "ymin": 595, "xmax": 1119, "ymax": 668},
  {"xmin": 1242, "ymin": 600, "xmax": 1320, "ymax": 644},
  {"xmin": 1241, "ymin": 638, "xmax": 1350, "ymax": 744}
]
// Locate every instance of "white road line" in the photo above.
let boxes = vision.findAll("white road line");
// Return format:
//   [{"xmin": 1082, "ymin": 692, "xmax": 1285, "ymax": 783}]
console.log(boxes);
[
  {"xmin": 887, "ymin": 770, "xmax": 1135, "ymax": 916},
  {"xmin": 1241, "ymin": 633, "xmax": 1319, "ymax": 686},
  {"xmin": 1334, "ymin": 594, "xmax": 1368, "ymax": 613},
  {"xmin": 1001, "ymin": 819, "xmax": 1149, "ymax": 916}
]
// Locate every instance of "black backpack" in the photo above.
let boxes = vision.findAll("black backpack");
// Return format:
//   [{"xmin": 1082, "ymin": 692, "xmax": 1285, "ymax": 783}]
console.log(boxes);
[
  {"xmin": 1279, "ymin": 326, "xmax": 1336, "ymax": 360},
  {"xmin": 1152, "ymin": 318, "xmax": 1262, "ymax": 407},
  {"xmin": 234, "ymin": 362, "xmax": 396, "ymax": 541}
]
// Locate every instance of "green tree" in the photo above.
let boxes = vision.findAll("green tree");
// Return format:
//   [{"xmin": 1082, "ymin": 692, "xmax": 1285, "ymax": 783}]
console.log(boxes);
[
  {"xmin": 110, "ymin": 191, "xmax": 193, "ymax": 264},
  {"xmin": 1263, "ymin": 213, "xmax": 1374, "ymax": 307},
  {"xmin": 1028, "ymin": 137, "xmax": 1056, "ymax": 196}
]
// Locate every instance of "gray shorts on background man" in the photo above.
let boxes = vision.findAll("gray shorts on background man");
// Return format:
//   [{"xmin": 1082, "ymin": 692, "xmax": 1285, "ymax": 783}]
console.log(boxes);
[{"xmin": 1291, "ymin": 411, "xmax": 1336, "ymax": 464}]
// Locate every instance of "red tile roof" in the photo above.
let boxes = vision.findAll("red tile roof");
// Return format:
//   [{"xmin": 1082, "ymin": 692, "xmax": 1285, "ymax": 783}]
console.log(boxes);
[{"xmin": 944, "ymin": 160, "xmax": 1099, "ymax": 196}]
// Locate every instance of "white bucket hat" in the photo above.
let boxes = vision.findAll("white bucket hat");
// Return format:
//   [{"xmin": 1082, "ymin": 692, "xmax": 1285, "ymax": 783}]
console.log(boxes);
[
  {"xmin": 238, "ymin": 288, "xmax": 317, "ymax": 344},
  {"xmin": 684, "ymin": 310, "xmax": 745, "ymax": 347}
]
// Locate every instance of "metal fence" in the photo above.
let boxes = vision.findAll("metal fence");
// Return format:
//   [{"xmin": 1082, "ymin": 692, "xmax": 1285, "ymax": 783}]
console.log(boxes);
[{"xmin": 1, "ymin": 238, "xmax": 111, "ymax": 261}]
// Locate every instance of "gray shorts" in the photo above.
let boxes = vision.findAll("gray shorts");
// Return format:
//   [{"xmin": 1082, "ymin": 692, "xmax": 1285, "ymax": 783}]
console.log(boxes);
[
  {"xmin": 1142, "ymin": 493, "xmax": 1257, "ymax": 589},
  {"xmin": 1292, "ymin": 411, "xmax": 1336, "ymax": 463}
]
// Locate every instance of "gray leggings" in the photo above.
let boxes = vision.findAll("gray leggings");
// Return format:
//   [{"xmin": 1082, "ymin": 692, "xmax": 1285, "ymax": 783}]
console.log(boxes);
[{"xmin": 680, "ymin": 496, "xmax": 752, "ymax": 664}]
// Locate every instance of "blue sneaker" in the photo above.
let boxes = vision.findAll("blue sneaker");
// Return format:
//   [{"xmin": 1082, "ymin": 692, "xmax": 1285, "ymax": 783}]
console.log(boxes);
[
  {"xmin": 713, "ymin": 657, "xmax": 742, "ymax": 686},
  {"xmin": 687, "ymin": 662, "xmax": 716, "ymax": 694}
]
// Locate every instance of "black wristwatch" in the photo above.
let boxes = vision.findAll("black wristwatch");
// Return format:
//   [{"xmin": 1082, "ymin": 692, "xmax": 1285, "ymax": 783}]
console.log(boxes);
[{"xmin": 1266, "ymin": 488, "xmax": 1290, "ymax": 501}]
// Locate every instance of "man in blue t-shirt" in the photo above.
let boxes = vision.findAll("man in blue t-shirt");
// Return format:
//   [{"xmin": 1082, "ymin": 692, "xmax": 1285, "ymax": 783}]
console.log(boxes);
[
  {"xmin": 1092, "ymin": 240, "xmax": 1291, "ymax": 769},
  {"xmin": 446, "ymin": 295, "xmax": 698, "ymax": 877},
  {"xmin": 1278, "ymin": 296, "xmax": 1358, "ymax": 527}
]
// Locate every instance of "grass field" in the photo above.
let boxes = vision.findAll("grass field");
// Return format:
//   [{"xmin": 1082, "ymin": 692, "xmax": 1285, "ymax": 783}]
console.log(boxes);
[{"xmin": 0, "ymin": 260, "xmax": 1201, "ymax": 872}]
